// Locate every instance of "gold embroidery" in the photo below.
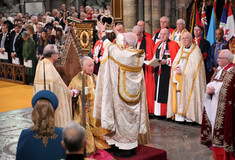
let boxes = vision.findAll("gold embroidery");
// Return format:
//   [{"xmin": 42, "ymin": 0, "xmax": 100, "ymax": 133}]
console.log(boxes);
[
  {"xmin": 122, "ymin": 70, "xmax": 141, "ymax": 98},
  {"xmin": 173, "ymin": 43, "xmax": 197, "ymax": 111},
  {"xmin": 33, "ymin": 133, "xmax": 58, "ymax": 147},
  {"xmin": 100, "ymin": 56, "xmax": 109, "ymax": 66},
  {"xmin": 109, "ymin": 56, "xmax": 142, "ymax": 72},
  {"xmin": 213, "ymin": 67, "xmax": 234, "ymax": 146},
  {"xmin": 104, "ymin": 42, "xmax": 112, "ymax": 49},
  {"xmin": 170, "ymin": 29, "xmax": 188, "ymax": 46},
  {"xmin": 185, "ymin": 58, "xmax": 204, "ymax": 115},
  {"xmin": 118, "ymin": 68, "xmax": 141, "ymax": 105}
]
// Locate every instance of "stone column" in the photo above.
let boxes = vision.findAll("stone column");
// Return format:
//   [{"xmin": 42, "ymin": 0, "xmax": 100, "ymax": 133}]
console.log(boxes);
[
  {"xmin": 170, "ymin": 0, "xmax": 177, "ymax": 27},
  {"xmin": 144, "ymin": 0, "xmax": 152, "ymax": 34},
  {"xmin": 177, "ymin": 0, "xmax": 191, "ymax": 20},
  {"xmin": 123, "ymin": 0, "xmax": 137, "ymax": 32},
  {"xmin": 45, "ymin": 0, "xmax": 51, "ymax": 12},
  {"xmin": 138, "ymin": 0, "xmax": 144, "ymax": 21},
  {"xmin": 165, "ymin": 0, "xmax": 172, "ymax": 26},
  {"xmin": 151, "ymin": 0, "xmax": 162, "ymax": 32}
]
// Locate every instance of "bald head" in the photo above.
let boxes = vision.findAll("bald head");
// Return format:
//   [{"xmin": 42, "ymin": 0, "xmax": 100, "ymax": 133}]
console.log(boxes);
[
  {"xmin": 137, "ymin": 20, "xmax": 145, "ymax": 31},
  {"xmin": 160, "ymin": 16, "xmax": 169, "ymax": 29},
  {"xmin": 176, "ymin": 19, "xmax": 185, "ymax": 32},
  {"xmin": 160, "ymin": 28, "xmax": 170, "ymax": 42},
  {"xmin": 132, "ymin": 25, "xmax": 143, "ymax": 41},
  {"xmin": 124, "ymin": 32, "xmax": 138, "ymax": 47},
  {"xmin": 43, "ymin": 44, "xmax": 59, "ymax": 58},
  {"xmin": 62, "ymin": 121, "xmax": 86, "ymax": 153},
  {"xmin": 182, "ymin": 32, "xmax": 193, "ymax": 47},
  {"xmin": 116, "ymin": 23, "xmax": 125, "ymax": 33},
  {"xmin": 220, "ymin": 49, "xmax": 234, "ymax": 63},
  {"xmin": 215, "ymin": 28, "xmax": 224, "ymax": 42}
]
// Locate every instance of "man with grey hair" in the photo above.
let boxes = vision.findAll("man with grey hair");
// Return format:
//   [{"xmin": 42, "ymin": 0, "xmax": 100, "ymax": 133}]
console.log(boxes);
[
  {"xmin": 68, "ymin": 55, "xmax": 110, "ymax": 154},
  {"xmin": 152, "ymin": 28, "xmax": 179, "ymax": 117},
  {"xmin": 152, "ymin": 16, "xmax": 174, "ymax": 44},
  {"xmin": 31, "ymin": 16, "xmax": 38, "ymax": 32},
  {"xmin": 93, "ymin": 22, "xmax": 148, "ymax": 158},
  {"xmin": 170, "ymin": 19, "xmax": 188, "ymax": 47},
  {"xmin": 201, "ymin": 49, "xmax": 235, "ymax": 159},
  {"xmin": 132, "ymin": 25, "xmax": 155, "ymax": 116},
  {"xmin": 61, "ymin": 121, "xmax": 86, "ymax": 159},
  {"xmin": 34, "ymin": 44, "xmax": 72, "ymax": 127},
  {"xmin": 137, "ymin": 20, "xmax": 152, "ymax": 38},
  {"xmin": 167, "ymin": 32, "xmax": 206, "ymax": 124}
]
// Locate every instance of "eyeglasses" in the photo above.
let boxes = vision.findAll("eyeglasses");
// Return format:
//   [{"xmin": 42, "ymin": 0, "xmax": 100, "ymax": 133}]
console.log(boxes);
[
  {"xmin": 182, "ymin": 37, "xmax": 191, "ymax": 40},
  {"xmin": 217, "ymin": 57, "xmax": 227, "ymax": 59}
]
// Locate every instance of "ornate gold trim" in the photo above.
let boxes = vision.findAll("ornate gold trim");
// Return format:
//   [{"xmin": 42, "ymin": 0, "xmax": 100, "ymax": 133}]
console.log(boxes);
[
  {"xmin": 80, "ymin": 30, "xmax": 89, "ymax": 48},
  {"xmin": 33, "ymin": 133, "xmax": 58, "ymax": 147},
  {"xmin": 185, "ymin": 57, "xmax": 204, "ymax": 115},
  {"xmin": 122, "ymin": 70, "xmax": 141, "ymax": 98},
  {"xmin": 175, "ymin": 43, "xmax": 196, "ymax": 106},
  {"xmin": 118, "ymin": 68, "xmax": 141, "ymax": 104},
  {"xmin": 109, "ymin": 56, "xmax": 142, "ymax": 72}
]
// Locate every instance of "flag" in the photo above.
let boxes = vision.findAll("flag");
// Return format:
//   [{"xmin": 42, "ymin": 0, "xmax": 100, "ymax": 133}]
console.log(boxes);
[
  {"xmin": 224, "ymin": 2, "xmax": 235, "ymax": 41},
  {"xmin": 214, "ymin": 0, "xmax": 217, "ymax": 21},
  {"xmin": 201, "ymin": 1, "xmax": 208, "ymax": 38},
  {"xmin": 207, "ymin": 8, "xmax": 216, "ymax": 46},
  {"xmin": 219, "ymin": 1, "xmax": 228, "ymax": 32},
  {"xmin": 190, "ymin": 0, "xmax": 201, "ymax": 33}
]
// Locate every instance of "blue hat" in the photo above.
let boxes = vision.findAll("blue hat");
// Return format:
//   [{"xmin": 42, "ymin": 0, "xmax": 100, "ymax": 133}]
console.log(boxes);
[
  {"xmin": 41, "ymin": 28, "xmax": 47, "ymax": 33},
  {"xmin": 32, "ymin": 90, "xmax": 58, "ymax": 110}
]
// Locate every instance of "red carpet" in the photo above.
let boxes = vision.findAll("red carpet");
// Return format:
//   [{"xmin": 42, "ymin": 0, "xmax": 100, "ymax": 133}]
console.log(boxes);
[{"xmin": 110, "ymin": 145, "xmax": 167, "ymax": 160}]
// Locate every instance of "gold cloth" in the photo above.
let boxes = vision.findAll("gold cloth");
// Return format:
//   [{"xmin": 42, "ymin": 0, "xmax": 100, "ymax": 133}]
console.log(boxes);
[
  {"xmin": 33, "ymin": 58, "xmax": 72, "ymax": 127},
  {"xmin": 69, "ymin": 72, "xmax": 110, "ymax": 154},
  {"xmin": 167, "ymin": 43, "xmax": 206, "ymax": 124},
  {"xmin": 94, "ymin": 39, "xmax": 149, "ymax": 150}
]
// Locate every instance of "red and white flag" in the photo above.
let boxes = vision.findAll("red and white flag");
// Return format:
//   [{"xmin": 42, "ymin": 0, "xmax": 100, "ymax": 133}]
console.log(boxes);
[{"xmin": 224, "ymin": 2, "xmax": 235, "ymax": 41}]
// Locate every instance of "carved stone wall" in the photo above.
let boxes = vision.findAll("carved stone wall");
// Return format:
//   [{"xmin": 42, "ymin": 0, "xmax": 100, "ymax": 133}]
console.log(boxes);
[{"xmin": 0, "ymin": 0, "xmax": 20, "ymax": 15}]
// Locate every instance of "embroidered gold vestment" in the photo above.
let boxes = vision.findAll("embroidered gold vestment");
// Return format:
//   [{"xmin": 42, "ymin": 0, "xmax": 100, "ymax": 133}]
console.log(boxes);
[
  {"xmin": 34, "ymin": 58, "xmax": 72, "ymax": 127},
  {"xmin": 69, "ymin": 72, "xmax": 110, "ymax": 154},
  {"xmin": 167, "ymin": 43, "xmax": 206, "ymax": 124},
  {"xmin": 93, "ymin": 39, "xmax": 148, "ymax": 150}
]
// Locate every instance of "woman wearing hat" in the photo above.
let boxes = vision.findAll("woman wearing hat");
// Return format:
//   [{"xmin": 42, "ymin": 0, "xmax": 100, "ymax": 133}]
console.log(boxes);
[
  {"xmin": 16, "ymin": 90, "xmax": 66, "ymax": 160},
  {"xmin": 22, "ymin": 31, "xmax": 37, "ymax": 85}
]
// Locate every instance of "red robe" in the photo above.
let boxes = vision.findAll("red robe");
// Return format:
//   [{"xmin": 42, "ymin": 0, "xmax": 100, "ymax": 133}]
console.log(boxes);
[
  {"xmin": 153, "ymin": 28, "xmax": 174, "ymax": 36},
  {"xmin": 152, "ymin": 28, "xmax": 174, "ymax": 43},
  {"xmin": 138, "ymin": 36, "xmax": 155, "ymax": 114},
  {"xmin": 92, "ymin": 40, "xmax": 104, "ymax": 74},
  {"xmin": 152, "ymin": 40, "xmax": 179, "ymax": 116},
  {"xmin": 201, "ymin": 64, "xmax": 235, "ymax": 159},
  {"xmin": 144, "ymin": 32, "xmax": 152, "ymax": 38}
]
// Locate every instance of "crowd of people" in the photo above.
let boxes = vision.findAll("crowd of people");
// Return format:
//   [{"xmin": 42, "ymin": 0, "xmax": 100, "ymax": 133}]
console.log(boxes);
[
  {"xmin": 2, "ymin": 5, "xmax": 233, "ymax": 160},
  {"xmin": 0, "ymin": 3, "xmax": 110, "ymax": 84}
]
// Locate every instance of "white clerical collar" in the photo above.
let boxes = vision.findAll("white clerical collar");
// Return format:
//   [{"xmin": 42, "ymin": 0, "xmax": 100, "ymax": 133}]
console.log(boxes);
[
  {"xmin": 215, "ymin": 67, "xmax": 223, "ymax": 80},
  {"xmin": 184, "ymin": 45, "xmax": 191, "ymax": 51}
]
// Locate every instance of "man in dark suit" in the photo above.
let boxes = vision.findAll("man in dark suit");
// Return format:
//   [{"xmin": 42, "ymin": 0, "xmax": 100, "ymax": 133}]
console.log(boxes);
[
  {"xmin": 61, "ymin": 121, "xmax": 87, "ymax": 160},
  {"xmin": 10, "ymin": 24, "xmax": 24, "ymax": 65},
  {"xmin": 193, "ymin": 25, "xmax": 211, "ymax": 82},
  {"xmin": 0, "ymin": 24, "xmax": 11, "ymax": 63},
  {"xmin": 57, "ymin": 11, "xmax": 65, "ymax": 30}
]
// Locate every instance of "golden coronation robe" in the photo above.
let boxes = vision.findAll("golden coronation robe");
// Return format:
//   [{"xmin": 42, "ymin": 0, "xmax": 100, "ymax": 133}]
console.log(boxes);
[
  {"xmin": 167, "ymin": 43, "xmax": 206, "ymax": 124},
  {"xmin": 33, "ymin": 58, "xmax": 72, "ymax": 127},
  {"xmin": 93, "ymin": 38, "xmax": 148, "ymax": 150},
  {"xmin": 69, "ymin": 72, "xmax": 110, "ymax": 154}
]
